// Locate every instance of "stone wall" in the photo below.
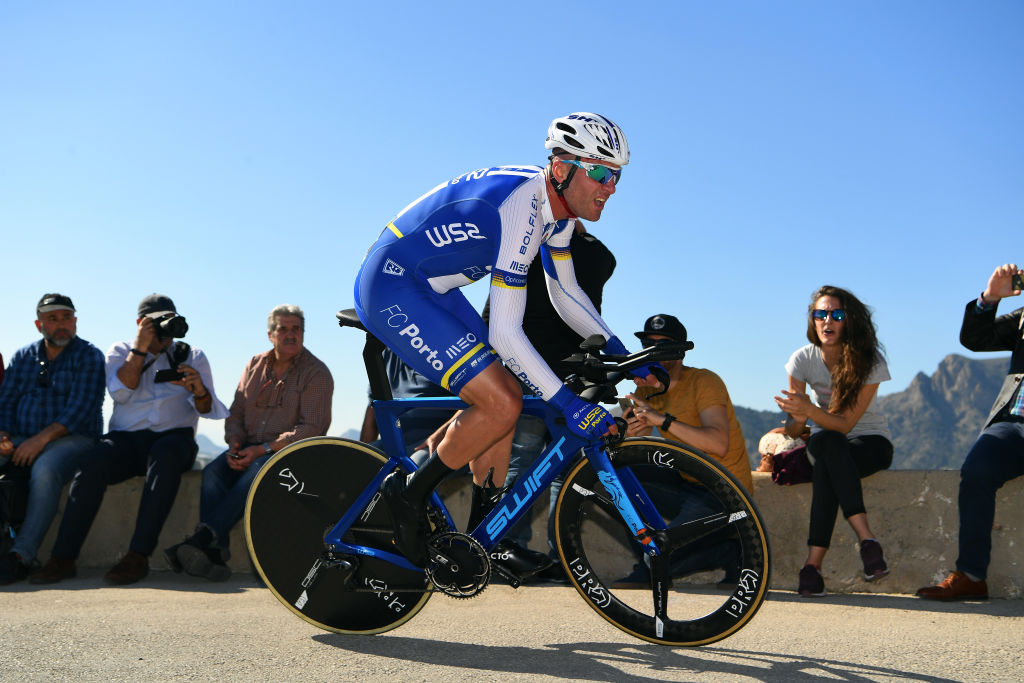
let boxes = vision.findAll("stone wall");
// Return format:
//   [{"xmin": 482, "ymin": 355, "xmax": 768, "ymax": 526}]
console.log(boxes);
[{"xmin": 42, "ymin": 469, "xmax": 1022, "ymax": 597}]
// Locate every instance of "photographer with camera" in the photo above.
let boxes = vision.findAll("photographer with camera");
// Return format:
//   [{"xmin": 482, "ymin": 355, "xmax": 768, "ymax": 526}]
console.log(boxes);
[
  {"xmin": 31, "ymin": 294, "xmax": 228, "ymax": 586},
  {"xmin": 916, "ymin": 263, "xmax": 1024, "ymax": 600}
]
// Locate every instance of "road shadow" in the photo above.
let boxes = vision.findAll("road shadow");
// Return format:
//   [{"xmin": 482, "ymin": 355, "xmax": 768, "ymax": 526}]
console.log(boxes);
[
  {"xmin": 765, "ymin": 588, "xmax": 1023, "ymax": 617},
  {"xmin": 0, "ymin": 569, "xmax": 262, "ymax": 595},
  {"xmin": 313, "ymin": 633, "xmax": 965, "ymax": 682}
]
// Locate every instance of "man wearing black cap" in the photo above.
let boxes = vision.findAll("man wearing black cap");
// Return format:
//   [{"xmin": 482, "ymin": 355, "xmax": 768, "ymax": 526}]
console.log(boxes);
[
  {"xmin": 0, "ymin": 294, "xmax": 105, "ymax": 584},
  {"xmin": 617, "ymin": 313, "xmax": 751, "ymax": 587},
  {"xmin": 31, "ymin": 294, "xmax": 229, "ymax": 585}
]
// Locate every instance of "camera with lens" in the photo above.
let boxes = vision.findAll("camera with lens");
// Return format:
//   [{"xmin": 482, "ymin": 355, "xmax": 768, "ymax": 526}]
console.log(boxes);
[{"xmin": 153, "ymin": 313, "xmax": 189, "ymax": 339}]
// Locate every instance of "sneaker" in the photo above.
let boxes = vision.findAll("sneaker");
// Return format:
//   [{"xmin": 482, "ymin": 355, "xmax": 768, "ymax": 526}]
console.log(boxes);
[
  {"xmin": 489, "ymin": 540, "xmax": 554, "ymax": 578},
  {"xmin": 0, "ymin": 551, "xmax": 35, "ymax": 585},
  {"xmin": 798, "ymin": 564, "xmax": 826, "ymax": 597},
  {"xmin": 177, "ymin": 544, "xmax": 231, "ymax": 582},
  {"xmin": 164, "ymin": 526, "xmax": 216, "ymax": 574},
  {"xmin": 29, "ymin": 557, "xmax": 77, "ymax": 585},
  {"xmin": 860, "ymin": 539, "xmax": 889, "ymax": 581},
  {"xmin": 379, "ymin": 471, "xmax": 431, "ymax": 566},
  {"xmin": 163, "ymin": 541, "xmax": 186, "ymax": 573},
  {"xmin": 916, "ymin": 571, "xmax": 988, "ymax": 601},
  {"xmin": 104, "ymin": 551, "xmax": 149, "ymax": 585}
]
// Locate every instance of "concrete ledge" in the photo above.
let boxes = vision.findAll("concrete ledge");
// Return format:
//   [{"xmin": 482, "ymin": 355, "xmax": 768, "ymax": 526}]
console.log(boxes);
[
  {"xmin": 44, "ymin": 469, "xmax": 1022, "ymax": 597},
  {"xmin": 752, "ymin": 471, "xmax": 1022, "ymax": 598}
]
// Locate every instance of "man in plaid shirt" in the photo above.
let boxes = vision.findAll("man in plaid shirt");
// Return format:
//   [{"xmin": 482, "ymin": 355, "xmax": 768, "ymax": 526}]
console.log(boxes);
[
  {"xmin": 163, "ymin": 304, "xmax": 333, "ymax": 581},
  {"xmin": 0, "ymin": 293, "xmax": 104, "ymax": 584}
]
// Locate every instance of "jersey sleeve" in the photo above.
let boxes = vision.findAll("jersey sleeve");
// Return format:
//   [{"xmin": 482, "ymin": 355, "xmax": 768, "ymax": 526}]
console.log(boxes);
[{"xmin": 486, "ymin": 179, "xmax": 566, "ymax": 401}]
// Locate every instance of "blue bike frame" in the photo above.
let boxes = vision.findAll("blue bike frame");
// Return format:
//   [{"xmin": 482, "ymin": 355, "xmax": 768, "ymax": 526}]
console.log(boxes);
[{"xmin": 321, "ymin": 394, "xmax": 667, "ymax": 573}]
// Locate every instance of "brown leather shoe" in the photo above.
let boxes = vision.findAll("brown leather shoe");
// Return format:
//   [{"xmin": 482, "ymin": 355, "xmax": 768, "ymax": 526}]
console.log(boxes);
[
  {"xmin": 916, "ymin": 571, "xmax": 988, "ymax": 601},
  {"xmin": 29, "ymin": 557, "xmax": 77, "ymax": 584},
  {"xmin": 104, "ymin": 551, "xmax": 149, "ymax": 585}
]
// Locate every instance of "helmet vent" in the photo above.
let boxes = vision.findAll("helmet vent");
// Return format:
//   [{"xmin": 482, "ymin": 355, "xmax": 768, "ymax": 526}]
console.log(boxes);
[
  {"xmin": 563, "ymin": 135, "xmax": 583, "ymax": 150},
  {"xmin": 596, "ymin": 146, "xmax": 613, "ymax": 157}
]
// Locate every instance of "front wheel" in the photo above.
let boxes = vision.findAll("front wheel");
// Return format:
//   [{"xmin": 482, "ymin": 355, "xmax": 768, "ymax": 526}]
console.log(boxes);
[
  {"xmin": 553, "ymin": 437, "xmax": 771, "ymax": 646},
  {"xmin": 244, "ymin": 437, "xmax": 432, "ymax": 634}
]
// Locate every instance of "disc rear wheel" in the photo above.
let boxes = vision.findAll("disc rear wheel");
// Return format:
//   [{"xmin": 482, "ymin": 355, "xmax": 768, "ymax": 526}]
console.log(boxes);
[{"xmin": 244, "ymin": 437, "xmax": 432, "ymax": 634}]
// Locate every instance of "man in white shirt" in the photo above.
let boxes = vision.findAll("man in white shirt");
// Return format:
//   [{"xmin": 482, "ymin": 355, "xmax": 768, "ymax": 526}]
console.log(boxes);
[{"xmin": 31, "ymin": 294, "xmax": 229, "ymax": 585}]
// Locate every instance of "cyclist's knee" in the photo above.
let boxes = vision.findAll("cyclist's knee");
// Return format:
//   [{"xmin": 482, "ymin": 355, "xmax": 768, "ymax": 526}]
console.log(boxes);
[{"xmin": 464, "ymin": 369, "xmax": 522, "ymax": 429}]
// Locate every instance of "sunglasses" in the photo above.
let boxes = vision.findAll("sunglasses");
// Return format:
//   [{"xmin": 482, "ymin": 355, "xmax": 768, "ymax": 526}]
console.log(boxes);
[
  {"xmin": 812, "ymin": 309, "xmax": 846, "ymax": 322},
  {"xmin": 556, "ymin": 159, "xmax": 622, "ymax": 185}
]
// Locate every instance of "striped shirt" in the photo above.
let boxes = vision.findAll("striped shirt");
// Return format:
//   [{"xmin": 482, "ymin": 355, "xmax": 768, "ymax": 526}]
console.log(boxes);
[{"xmin": 224, "ymin": 347, "xmax": 334, "ymax": 447}]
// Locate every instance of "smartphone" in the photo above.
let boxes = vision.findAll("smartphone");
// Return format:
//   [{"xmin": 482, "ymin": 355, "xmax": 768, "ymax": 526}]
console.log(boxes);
[
  {"xmin": 154, "ymin": 368, "xmax": 186, "ymax": 383},
  {"xmin": 228, "ymin": 452, "xmax": 244, "ymax": 459},
  {"xmin": 618, "ymin": 397, "xmax": 635, "ymax": 419},
  {"xmin": 1013, "ymin": 273, "xmax": 1024, "ymax": 292}
]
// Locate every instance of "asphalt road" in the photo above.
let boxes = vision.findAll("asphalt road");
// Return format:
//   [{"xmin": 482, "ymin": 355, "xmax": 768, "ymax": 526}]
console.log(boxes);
[{"xmin": 2, "ymin": 571, "xmax": 1021, "ymax": 682}]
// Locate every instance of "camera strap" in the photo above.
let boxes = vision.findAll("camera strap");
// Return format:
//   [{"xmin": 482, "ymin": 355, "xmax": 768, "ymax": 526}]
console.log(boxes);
[{"xmin": 139, "ymin": 342, "xmax": 190, "ymax": 374}]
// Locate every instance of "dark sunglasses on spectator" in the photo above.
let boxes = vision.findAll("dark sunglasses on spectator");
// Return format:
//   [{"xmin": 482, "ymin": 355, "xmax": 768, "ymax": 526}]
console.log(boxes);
[
  {"xmin": 556, "ymin": 159, "xmax": 622, "ymax": 185},
  {"xmin": 641, "ymin": 337, "xmax": 674, "ymax": 348},
  {"xmin": 812, "ymin": 309, "xmax": 846, "ymax": 322}
]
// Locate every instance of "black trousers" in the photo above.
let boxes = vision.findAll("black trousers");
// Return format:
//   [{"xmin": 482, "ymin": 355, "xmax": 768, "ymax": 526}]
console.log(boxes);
[
  {"xmin": 51, "ymin": 428, "xmax": 197, "ymax": 559},
  {"xmin": 806, "ymin": 430, "xmax": 892, "ymax": 548}
]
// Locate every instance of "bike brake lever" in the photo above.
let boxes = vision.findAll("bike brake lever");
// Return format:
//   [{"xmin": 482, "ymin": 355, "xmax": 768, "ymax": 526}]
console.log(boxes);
[
  {"xmin": 644, "ymin": 365, "xmax": 671, "ymax": 400},
  {"xmin": 604, "ymin": 418, "xmax": 629, "ymax": 448}
]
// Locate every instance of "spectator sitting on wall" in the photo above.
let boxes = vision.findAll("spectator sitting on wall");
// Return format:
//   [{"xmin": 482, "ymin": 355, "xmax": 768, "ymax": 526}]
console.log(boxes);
[
  {"xmin": 616, "ymin": 313, "xmax": 750, "ymax": 588},
  {"xmin": 917, "ymin": 263, "xmax": 1024, "ymax": 601},
  {"xmin": 165, "ymin": 304, "xmax": 334, "ymax": 581},
  {"xmin": 0, "ymin": 294, "xmax": 104, "ymax": 585}
]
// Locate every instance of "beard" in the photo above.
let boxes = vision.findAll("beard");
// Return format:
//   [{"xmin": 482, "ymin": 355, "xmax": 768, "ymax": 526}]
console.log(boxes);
[{"xmin": 43, "ymin": 330, "xmax": 76, "ymax": 347}]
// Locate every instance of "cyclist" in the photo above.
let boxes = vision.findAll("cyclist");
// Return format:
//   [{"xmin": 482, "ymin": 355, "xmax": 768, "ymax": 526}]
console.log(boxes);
[{"xmin": 354, "ymin": 112, "xmax": 657, "ymax": 567}]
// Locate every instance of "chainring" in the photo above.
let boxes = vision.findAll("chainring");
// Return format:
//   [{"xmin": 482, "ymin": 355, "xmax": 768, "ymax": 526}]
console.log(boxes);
[{"xmin": 426, "ymin": 531, "xmax": 490, "ymax": 599}]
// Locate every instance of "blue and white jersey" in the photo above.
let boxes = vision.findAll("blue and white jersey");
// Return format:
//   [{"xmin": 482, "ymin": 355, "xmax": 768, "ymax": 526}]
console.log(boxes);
[{"xmin": 355, "ymin": 165, "xmax": 613, "ymax": 401}]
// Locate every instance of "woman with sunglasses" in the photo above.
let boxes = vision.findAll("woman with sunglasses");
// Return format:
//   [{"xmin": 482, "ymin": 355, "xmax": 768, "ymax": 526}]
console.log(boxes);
[{"xmin": 775, "ymin": 285, "xmax": 893, "ymax": 597}]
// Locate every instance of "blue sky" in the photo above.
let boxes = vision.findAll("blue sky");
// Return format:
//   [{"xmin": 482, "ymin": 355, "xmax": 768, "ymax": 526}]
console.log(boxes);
[{"xmin": 2, "ymin": 2, "xmax": 1022, "ymax": 447}]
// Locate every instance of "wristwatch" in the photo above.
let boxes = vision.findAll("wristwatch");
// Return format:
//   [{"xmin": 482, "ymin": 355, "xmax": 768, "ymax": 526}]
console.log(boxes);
[
  {"xmin": 263, "ymin": 442, "xmax": 273, "ymax": 455},
  {"xmin": 661, "ymin": 413, "xmax": 676, "ymax": 432}
]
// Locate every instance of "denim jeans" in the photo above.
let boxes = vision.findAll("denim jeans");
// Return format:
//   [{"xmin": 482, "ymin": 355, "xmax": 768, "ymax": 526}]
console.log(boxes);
[
  {"xmin": 200, "ymin": 448, "xmax": 273, "ymax": 551},
  {"xmin": 630, "ymin": 465, "xmax": 740, "ymax": 580},
  {"xmin": 503, "ymin": 415, "xmax": 559, "ymax": 551},
  {"xmin": 2, "ymin": 434, "xmax": 96, "ymax": 562},
  {"xmin": 51, "ymin": 428, "xmax": 197, "ymax": 559},
  {"xmin": 957, "ymin": 419, "xmax": 1024, "ymax": 579}
]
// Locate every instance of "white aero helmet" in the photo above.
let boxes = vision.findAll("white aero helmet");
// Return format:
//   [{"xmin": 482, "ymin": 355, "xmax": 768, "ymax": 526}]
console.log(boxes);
[{"xmin": 545, "ymin": 112, "xmax": 630, "ymax": 166}]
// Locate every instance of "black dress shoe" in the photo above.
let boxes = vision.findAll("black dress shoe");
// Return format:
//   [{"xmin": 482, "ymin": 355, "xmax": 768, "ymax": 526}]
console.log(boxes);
[
  {"xmin": 380, "ymin": 471, "xmax": 430, "ymax": 566},
  {"xmin": 531, "ymin": 560, "xmax": 569, "ymax": 585},
  {"xmin": 489, "ymin": 540, "xmax": 554, "ymax": 578}
]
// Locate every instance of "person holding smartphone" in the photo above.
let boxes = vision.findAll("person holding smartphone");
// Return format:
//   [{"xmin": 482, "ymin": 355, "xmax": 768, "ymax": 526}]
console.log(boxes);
[
  {"xmin": 617, "ymin": 313, "xmax": 751, "ymax": 589},
  {"xmin": 917, "ymin": 263, "xmax": 1024, "ymax": 600}
]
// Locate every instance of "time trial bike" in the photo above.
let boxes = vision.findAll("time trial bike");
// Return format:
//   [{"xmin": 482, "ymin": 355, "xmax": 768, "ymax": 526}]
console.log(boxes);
[{"xmin": 243, "ymin": 309, "xmax": 770, "ymax": 646}]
